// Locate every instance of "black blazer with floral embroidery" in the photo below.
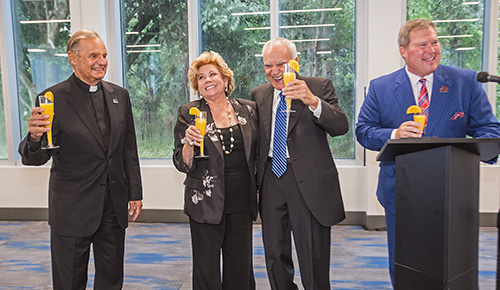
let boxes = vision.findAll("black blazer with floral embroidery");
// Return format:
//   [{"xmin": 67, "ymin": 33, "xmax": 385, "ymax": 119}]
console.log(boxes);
[{"xmin": 173, "ymin": 98, "xmax": 258, "ymax": 224}]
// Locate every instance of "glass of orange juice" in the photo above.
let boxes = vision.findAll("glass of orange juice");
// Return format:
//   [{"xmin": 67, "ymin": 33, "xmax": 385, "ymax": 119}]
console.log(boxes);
[
  {"xmin": 38, "ymin": 93, "xmax": 59, "ymax": 149},
  {"xmin": 282, "ymin": 63, "xmax": 296, "ymax": 112},
  {"xmin": 195, "ymin": 111, "xmax": 208, "ymax": 158},
  {"xmin": 414, "ymin": 114, "xmax": 426, "ymax": 132}
]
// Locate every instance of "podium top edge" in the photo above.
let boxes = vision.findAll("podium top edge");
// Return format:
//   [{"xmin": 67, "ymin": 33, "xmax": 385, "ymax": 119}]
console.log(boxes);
[{"xmin": 376, "ymin": 137, "xmax": 500, "ymax": 162}]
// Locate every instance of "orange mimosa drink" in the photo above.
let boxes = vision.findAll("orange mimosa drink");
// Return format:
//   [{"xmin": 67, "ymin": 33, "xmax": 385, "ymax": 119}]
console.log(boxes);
[
  {"xmin": 195, "ymin": 112, "xmax": 207, "ymax": 156},
  {"xmin": 283, "ymin": 72, "xmax": 295, "ymax": 111},
  {"xmin": 414, "ymin": 115, "xmax": 426, "ymax": 131},
  {"xmin": 40, "ymin": 102, "xmax": 55, "ymax": 146},
  {"xmin": 283, "ymin": 72, "xmax": 295, "ymax": 86},
  {"xmin": 38, "ymin": 92, "xmax": 59, "ymax": 149}
]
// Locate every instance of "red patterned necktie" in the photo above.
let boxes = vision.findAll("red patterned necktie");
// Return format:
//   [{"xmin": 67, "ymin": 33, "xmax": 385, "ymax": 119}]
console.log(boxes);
[{"xmin": 418, "ymin": 78, "xmax": 429, "ymax": 129}]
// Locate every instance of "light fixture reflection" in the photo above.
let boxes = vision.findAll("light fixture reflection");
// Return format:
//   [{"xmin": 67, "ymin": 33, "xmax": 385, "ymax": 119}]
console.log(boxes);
[
  {"xmin": 27, "ymin": 49, "xmax": 46, "ymax": 53},
  {"xmin": 127, "ymin": 50, "xmax": 161, "ymax": 53},
  {"xmin": 433, "ymin": 18, "xmax": 479, "ymax": 23},
  {"xmin": 438, "ymin": 34, "xmax": 473, "ymax": 39},
  {"xmin": 20, "ymin": 19, "xmax": 70, "ymax": 24},
  {"xmin": 280, "ymin": 24, "xmax": 335, "ymax": 29},
  {"xmin": 126, "ymin": 44, "xmax": 161, "ymax": 48},
  {"xmin": 232, "ymin": 7, "xmax": 341, "ymax": 16}
]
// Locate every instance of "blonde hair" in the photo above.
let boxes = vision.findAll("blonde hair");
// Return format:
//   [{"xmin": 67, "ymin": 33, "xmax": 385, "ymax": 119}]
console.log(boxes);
[
  {"xmin": 67, "ymin": 29, "xmax": 101, "ymax": 54},
  {"xmin": 187, "ymin": 51, "xmax": 234, "ymax": 97},
  {"xmin": 398, "ymin": 18, "xmax": 437, "ymax": 48}
]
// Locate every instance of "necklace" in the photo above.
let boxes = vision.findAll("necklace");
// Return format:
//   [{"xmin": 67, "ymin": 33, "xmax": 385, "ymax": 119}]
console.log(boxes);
[
  {"xmin": 217, "ymin": 126, "xmax": 234, "ymax": 155},
  {"xmin": 217, "ymin": 97, "xmax": 235, "ymax": 155}
]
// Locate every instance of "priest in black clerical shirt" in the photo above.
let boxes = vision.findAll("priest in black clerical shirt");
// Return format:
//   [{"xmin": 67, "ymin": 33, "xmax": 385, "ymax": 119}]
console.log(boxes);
[{"xmin": 18, "ymin": 29, "xmax": 143, "ymax": 290}]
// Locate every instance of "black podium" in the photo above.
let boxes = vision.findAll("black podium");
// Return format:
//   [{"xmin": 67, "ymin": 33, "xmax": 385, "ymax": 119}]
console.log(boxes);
[{"xmin": 377, "ymin": 138, "xmax": 500, "ymax": 290}]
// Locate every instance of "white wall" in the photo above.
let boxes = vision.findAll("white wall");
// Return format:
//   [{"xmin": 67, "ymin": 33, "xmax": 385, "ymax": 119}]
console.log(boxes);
[{"xmin": 1, "ymin": 0, "xmax": 499, "ymax": 223}]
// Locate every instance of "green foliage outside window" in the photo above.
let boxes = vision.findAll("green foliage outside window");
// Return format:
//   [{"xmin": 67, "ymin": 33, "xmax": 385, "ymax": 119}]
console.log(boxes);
[
  {"xmin": 202, "ymin": 0, "xmax": 355, "ymax": 159},
  {"xmin": 122, "ymin": 0, "xmax": 189, "ymax": 158},
  {"xmin": 281, "ymin": 0, "xmax": 355, "ymax": 159},
  {"xmin": 13, "ymin": 0, "xmax": 71, "ymax": 137},
  {"xmin": 200, "ymin": 0, "xmax": 270, "ymax": 100},
  {"xmin": 123, "ymin": 0, "xmax": 356, "ymax": 159},
  {"xmin": 407, "ymin": 0, "xmax": 484, "ymax": 71}
]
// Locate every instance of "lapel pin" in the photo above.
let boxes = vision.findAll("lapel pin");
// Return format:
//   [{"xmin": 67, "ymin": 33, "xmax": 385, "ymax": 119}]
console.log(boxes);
[
  {"xmin": 113, "ymin": 98, "xmax": 119, "ymax": 104},
  {"xmin": 440, "ymin": 86, "xmax": 449, "ymax": 93}
]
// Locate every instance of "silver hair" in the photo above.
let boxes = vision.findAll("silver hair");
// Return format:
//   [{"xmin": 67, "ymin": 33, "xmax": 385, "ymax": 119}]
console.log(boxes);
[
  {"xmin": 67, "ymin": 29, "xmax": 101, "ymax": 54},
  {"xmin": 262, "ymin": 37, "xmax": 298, "ymax": 59}
]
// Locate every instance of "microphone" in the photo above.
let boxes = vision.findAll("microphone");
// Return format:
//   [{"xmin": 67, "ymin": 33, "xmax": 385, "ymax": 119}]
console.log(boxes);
[{"xmin": 477, "ymin": 71, "xmax": 500, "ymax": 83}]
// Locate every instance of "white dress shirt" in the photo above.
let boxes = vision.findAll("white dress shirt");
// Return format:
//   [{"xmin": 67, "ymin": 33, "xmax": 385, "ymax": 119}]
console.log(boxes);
[
  {"xmin": 268, "ymin": 89, "xmax": 322, "ymax": 157},
  {"xmin": 390, "ymin": 66, "xmax": 434, "ymax": 139}
]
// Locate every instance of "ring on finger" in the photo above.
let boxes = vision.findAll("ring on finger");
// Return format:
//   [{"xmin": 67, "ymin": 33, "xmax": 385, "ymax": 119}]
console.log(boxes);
[{"xmin": 189, "ymin": 141, "xmax": 194, "ymax": 146}]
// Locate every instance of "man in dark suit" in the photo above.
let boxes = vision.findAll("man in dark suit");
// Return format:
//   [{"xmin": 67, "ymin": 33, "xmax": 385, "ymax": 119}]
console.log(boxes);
[
  {"xmin": 19, "ymin": 29, "xmax": 143, "ymax": 289},
  {"xmin": 356, "ymin": 18, "xmax": 500, "ymax": 287},
  {"xmin": 251, "ymin": 37, "xmax": 348, "ymax": 290}
]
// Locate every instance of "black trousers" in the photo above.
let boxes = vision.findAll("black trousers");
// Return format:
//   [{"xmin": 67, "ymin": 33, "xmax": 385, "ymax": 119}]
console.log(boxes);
[
  {"xmin": 51, "ymin": 191, "xmax": 125, "ymax": 290},
  {"xmin": 260, "ymin": 159, "xmax": 331, "ymax": 290},
  {"xmin": 189, "ymin": 212, "xmax": 255, "ymax": 290}
]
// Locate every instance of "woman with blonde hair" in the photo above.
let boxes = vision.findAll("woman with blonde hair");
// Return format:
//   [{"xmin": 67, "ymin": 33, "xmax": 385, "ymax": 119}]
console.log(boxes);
[{"xmin": 173, "ymin": 51, "xmax": 258, "ymax": 290}]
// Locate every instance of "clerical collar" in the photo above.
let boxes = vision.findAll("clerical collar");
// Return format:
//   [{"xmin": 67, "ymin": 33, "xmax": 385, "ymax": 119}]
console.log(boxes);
[{"xmin": 73, "ymin": 73, "xmax": 101, "ymax": 93}]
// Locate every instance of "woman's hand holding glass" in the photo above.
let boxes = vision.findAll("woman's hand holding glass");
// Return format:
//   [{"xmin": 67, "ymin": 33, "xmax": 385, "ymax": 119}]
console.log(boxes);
[
  {"xmin": 182, "ymin": 124, "xmax": 204, "ymax": 167},
  {"xmin": 184, "ymin": 125, "xmax": 204, "ymax": 148}
]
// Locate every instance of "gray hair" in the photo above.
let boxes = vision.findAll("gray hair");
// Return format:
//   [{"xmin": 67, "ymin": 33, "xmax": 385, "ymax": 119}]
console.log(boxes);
[
  {"xmin": 262, "ymin": 37, "xmax": 298, "ymax": 59},
  {"xmin": 67, "ymin": 29, "xmax": 101, "ymax": 54}
]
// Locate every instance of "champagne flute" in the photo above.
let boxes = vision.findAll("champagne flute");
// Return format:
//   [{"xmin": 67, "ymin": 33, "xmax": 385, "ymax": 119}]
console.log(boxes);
[
  {"xmin": 39, "ymin": 92, "xmax": 59, "ymax": 150},
  {"xmin": 283, "ymin": 63, "xmax": 296, "ymax": 112},
  {"xmin": 195, "ymin": 111, "xmax": 208, "ymax": 158}
]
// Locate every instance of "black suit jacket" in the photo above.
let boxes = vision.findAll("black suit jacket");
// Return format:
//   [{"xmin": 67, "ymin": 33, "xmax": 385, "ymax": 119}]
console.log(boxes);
[
  {"xmin": 173, "ymin": 98, "xmax": 259, "ymax": 224},
  {"xmin": 251, "ymin": 76, "xmax": 348, "ymax": 227},
  {"xmin": 19, "ymin": 75, "xmax": 143, "ymax": 237}
]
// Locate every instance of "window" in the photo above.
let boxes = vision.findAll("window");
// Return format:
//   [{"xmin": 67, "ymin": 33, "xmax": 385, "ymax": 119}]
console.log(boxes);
[
  {"xmin": 280, "ymin": 0, "xmax": 355, "ymax": 159},
  {"xmin": 200, "ymin": 0, "xmax": 356, "ymax": 159},
  {"xmin": 121, "ymin": 0, "xmax": 189, "ymax": 158},
  {"xmin": 13, "ymin": 0, "xmax": 71, "ymax": 138},
  {"xmin": 120, "ymin": 0, "xmax": 356, "ymax": 159},
  {"xmin": 200, "ymin": 0, "xmax": 270, "ymax": 100},
  {"xmin": 407, "ymin": 0, "xmax": 484, "ymax": 71}
]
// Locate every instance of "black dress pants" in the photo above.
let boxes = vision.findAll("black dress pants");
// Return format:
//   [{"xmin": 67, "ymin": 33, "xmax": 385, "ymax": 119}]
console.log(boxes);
[
  {"xmin": 51, "ymin": 191, "xmax": 125, "ymax": 290},
  {"xmin": 189, "ymin": 212, "xmax": 255, "ymax": 290},
  {"xmin": 260, "ymin": 159, "xmax": 331, "ymax": 290}
]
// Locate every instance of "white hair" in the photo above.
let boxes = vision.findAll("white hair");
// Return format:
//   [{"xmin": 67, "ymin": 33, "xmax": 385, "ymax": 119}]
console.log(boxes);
[{"xmin": 262, "ymin": 37, "xmax": 297, "ymax": 59}]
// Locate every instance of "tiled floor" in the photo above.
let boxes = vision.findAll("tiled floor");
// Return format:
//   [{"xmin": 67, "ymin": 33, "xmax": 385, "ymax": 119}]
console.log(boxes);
[{"xmin": 0, "ymin": 221, "xmax": 496, "ymax": 289}]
